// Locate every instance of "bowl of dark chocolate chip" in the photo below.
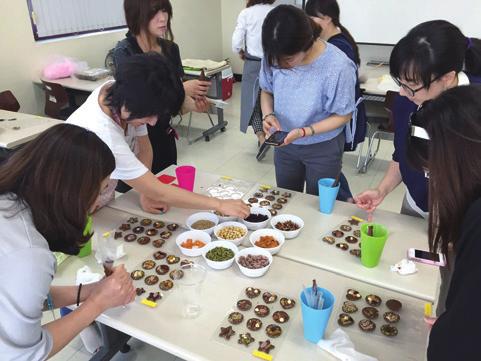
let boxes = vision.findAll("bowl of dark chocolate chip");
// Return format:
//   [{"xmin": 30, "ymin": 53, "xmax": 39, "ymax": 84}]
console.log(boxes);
[
  {"xmin": 242, "ymin": 207, "xmax": 271, "ymax": 230},
  {"xmin": 270, "ymin": 214, "xmax": 304, "ymax": 239},
  {"xmin": 186, "ymin": 212, "xmax": 219, "ymax": 235}
]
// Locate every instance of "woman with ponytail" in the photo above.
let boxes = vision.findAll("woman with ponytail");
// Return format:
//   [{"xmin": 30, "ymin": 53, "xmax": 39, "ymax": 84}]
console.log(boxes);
[
  {"xmin": 355, "ymin": 20, "xmax": 481, "ymax": 316},
  {"xmin": 305, "ymin": 0, "xmax": 367, "ymax": 202}
]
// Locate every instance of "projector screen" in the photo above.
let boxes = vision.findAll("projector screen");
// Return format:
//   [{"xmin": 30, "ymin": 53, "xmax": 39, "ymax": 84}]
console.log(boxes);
[{"xmin": 337, "ymin": 0, "xmax": 481, "ymax": 45}]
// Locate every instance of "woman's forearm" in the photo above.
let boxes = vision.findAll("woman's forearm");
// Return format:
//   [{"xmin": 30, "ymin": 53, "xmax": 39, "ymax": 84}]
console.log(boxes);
[
  {"xmin": 260, "ymin": 91, "xmax": 274, "ymax": 117},
  {"xmin": 310, "ymin": 113, "xmax": 351, "ymax": 134},
  {"xmin": 377, "ymin": 161, "xmax": 403, "ymax": 197},
  {"xmin": 47, "ymin": 284, "xmax": 98, "ymax": 310}
]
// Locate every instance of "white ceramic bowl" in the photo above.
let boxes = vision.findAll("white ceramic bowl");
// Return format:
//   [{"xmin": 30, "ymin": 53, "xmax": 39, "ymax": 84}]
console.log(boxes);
[
  {"xmin": 176, "ymin": 230, "xmax": 211, "ymax": 257},
  {"xmin": 249, "ymin": 228, "xmax": 285, "ymax": 255},
  {"xmin": 242, "ymin": 207, "xmax": 271, "ymax": 231},
  {"xmin": 212, "ymin": 211, "xmax": 237, "ymax": 223},
  {"xmin": 235, "ymin": 247, "xmax": 273, "ymax": 278},
  {"xmin": 213, "ymin": 221, "xmax": 248, "ymax": 246},
  {"xmin": 186, "ymin": 212, "xmax": 219, "ymax": 235},
  {"xmin": 270, "ymin": 214, "xmax": 304, "ymax": 239},
  {"xmin": 202, "ymin": 240, "xmax": 239, "ymax": 270}
]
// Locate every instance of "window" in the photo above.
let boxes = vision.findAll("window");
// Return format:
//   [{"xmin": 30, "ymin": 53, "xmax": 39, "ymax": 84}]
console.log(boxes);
[{"xmin": 27, "ymin": 0, "xmax": 127, "ymax": 41}]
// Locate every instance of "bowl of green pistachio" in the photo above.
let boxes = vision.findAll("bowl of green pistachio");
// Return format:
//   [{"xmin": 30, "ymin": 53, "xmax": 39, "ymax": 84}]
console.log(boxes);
[{"xmin": 202, "ymin": 240, "xmax": 239, "ymax": 270}]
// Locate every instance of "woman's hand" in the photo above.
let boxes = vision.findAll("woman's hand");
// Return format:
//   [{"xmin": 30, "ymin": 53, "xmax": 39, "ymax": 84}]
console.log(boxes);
[
  {"xmin": 88, "ymin": 265, "xmax": 136, "ymax": 312},
  {"xmin": 353, "ymin": 188, "xmax": 386, "ymax": 213},
  {"xmin": 262, "ymin": 115, "xmax": 281, "ymax": 137},
  {"xmin": 239, "ymin": 50, "xmax": 246, "ymax": 60},
  {"xmin": 283, "ymin": 128, "xmax": 304, "ymax": 146},
  {"xmin": 140, "ymin": 194, "xmax": 169, "ymax": 214},
  {"xmin": 194, "ymin": 97, "xmax": 210, "ymax": 113},
  {"xmin": 184, "ymin": 79, "xmax": 211, "ymax": 98},
  {"xmin": 216, "ymin": 199, "xmax": 250, "ymax": 219}
]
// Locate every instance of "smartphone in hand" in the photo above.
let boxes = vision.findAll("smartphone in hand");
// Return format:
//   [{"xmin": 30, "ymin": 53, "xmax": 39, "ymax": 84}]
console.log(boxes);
[
  {"xmin": 265, "ymin": 131, "xmax": 289, "ymax": 146},
  {"xmin": 407, "ymin": 248, "xmax": 446, "ymax": 267}
]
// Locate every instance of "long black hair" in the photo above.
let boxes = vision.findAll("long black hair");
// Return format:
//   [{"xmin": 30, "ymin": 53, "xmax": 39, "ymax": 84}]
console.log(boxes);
[
  {"xmin": 262, "ymin": 5, "xmax": 321, "ymax": 67},
  {"xmin": 406, "ymin": 85, "xmax": 481, "ymax": 257},
  {"xmin": 390, "ymin": 20, "xmax": 481, "ymax": 87},
  {"xmin": 305, "ymin": 0, "xmax": 360, "ymax": 65},
  {"xmin": 0, "ymin": 124, "xmax": 115, "ymax": 255}
]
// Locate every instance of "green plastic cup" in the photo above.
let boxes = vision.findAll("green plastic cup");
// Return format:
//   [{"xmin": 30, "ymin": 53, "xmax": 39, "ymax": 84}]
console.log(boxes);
[
  {"xmin": 78, "ymin": 215, "xmax": 93, "ymax": 258},
  {"xmin": 360, "ymin": 223, "xmax": 388, "ymax": 268}
]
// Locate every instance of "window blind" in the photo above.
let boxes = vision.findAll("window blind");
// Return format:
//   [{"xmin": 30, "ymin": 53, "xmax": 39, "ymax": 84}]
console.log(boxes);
[{"xmin": 28, "ymin": 0, "xmax": 126, "ymax": 41}]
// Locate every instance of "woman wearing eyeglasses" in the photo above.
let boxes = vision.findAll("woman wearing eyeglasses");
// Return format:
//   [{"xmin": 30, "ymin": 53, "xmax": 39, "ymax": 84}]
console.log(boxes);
[
  {"xmin": 354, "ymin": 21, "xmax": 481, "ymax": 316},
  {"xmin": 406, "ymin": 85, "xmax": 481, "ymax": 361},
  {"xmin": 355, "ymin": 21, "xmax": 481, "ymax": 219}
]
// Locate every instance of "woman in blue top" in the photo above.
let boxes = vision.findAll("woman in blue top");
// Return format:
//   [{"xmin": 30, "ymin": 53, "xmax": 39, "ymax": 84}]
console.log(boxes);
[
  {"xmin": 355, "ymin": 20, "xmax": 481, "ymax": 316},
  {"xmin": 305, "ymin": 0, "xmax": 367, "ymax": 202},
  {"xmin": 260, "ymin": 5, "xmax": 356, "ymax": 196}
]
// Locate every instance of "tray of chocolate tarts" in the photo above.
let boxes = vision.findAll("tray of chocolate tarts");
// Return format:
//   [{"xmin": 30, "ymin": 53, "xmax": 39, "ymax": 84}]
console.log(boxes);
[
  {"xmin": 215, "ymin": 287, "xmax": 299, "ymax": 358},
  {"xmin": 335, "ymin": 287, "xmax": 429, "ymax": 353},
  {"xmin": 244, "ymin": 185, "xmax": 294, "ymax": 218},
  {"xmin": 115, "ymin": 215, "xmax": 183, "ymax": 248},
  {"xmin": 320, "ymin": 216, "xmax": 364, "ymax": 258},
  {"xmin": 129, "ymin": 252, "xmax": 195, "ymax": 308}
]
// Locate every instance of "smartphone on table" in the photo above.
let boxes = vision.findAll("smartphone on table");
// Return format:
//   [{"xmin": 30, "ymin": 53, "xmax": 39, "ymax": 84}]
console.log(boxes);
[
  {"xmin": 265, "ymin": 131, "xmax": 289, "ymax": 146},
  {"xmin": 407, "ymin": 248, "xmax": 446, "ymax": 267}
]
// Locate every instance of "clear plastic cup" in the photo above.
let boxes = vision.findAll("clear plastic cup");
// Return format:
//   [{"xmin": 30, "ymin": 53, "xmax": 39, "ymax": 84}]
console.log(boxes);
[{"xmin": 176, "ymin": 263, "xmax": 207, "ymax": 318}]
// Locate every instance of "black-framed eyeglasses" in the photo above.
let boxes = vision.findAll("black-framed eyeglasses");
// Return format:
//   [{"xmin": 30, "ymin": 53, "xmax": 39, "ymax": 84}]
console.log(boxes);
[{"xmin": 393, "ymin": 74, "xmax": 443, "ymax": 97}]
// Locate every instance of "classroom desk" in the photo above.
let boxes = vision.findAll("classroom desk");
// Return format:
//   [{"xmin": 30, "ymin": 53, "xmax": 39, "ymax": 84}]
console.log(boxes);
[
  {"xmin": 54, "ymin": 205, "xmax": 430, "ymax": 361},
  {"xmin": 108, "ymin": 168, "xmax": 438, "ymax": 303},
  {"xmin": 0, "ymin": 110, "xmax": 62, "ymax": 149},
  {"xmin": 359, "ymin": 65, "xmax": 399, "ymax": 98},
  {"xmin": 35, "ymin": 75, "xmax": 113, "ymax": 93}
]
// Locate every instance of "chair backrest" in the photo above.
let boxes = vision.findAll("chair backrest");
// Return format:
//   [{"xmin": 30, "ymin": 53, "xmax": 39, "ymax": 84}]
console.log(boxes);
[
  {"xmin": 0, "ymin": 90, "xmax": 20, "ymax": 112},
  {"xmin": 383, "ymin": 90, "xmax": 399, "ymax": 132},
  {"xmin": 41, "ymin": 80, "xmax": 69, "ymax": 118}
]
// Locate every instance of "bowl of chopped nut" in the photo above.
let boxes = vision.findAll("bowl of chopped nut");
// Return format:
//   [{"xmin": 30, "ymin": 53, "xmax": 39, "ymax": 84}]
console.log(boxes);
[
  {"xmin": 202, "ymin": 240, "xmax": 239, "ymax": 270},
  {"xmin": 213, "ymin": 221, "xmax": 248, "ymax": 246},
  {"xmin": 270, "ymin": 214, "xmax": 304, "ymax": 239},
  {"xmin": 186, "ymin": 212, "xmax": 219, "ymax": 235},
  {"xmin": 235, "ymin": 247, "xmax": 273, "ymax": 278},
  {"xmin": 249, "ymin": 228, "xmax": 285, "ymax": 255}
]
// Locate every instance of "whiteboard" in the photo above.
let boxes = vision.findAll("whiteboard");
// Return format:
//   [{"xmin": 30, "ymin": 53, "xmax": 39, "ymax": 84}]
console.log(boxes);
[{"xmin": 337, "ymin": 0, "xmax": 481, "ymax": 45}]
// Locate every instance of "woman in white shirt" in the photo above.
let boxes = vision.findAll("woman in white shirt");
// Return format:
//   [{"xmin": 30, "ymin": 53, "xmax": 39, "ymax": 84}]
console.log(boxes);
[
  {"xmin": 67, "ymin": 52, "xmax": 249, "ymax": 218},
  {"xmin": 232, "ymin": 0, "xmax": 275, "ymax": 145},
  {"xmin": 0, "ymin": 124, "xmax": 136, "ymax": 360}
]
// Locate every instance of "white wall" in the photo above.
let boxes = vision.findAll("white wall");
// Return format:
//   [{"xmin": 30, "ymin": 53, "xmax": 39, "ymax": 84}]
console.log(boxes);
[{"xmin": 0, "ymin": 0, "xmax": 222, "ymax": 115}]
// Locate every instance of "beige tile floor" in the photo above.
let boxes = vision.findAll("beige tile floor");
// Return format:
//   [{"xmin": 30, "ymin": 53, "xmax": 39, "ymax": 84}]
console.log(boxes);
[{"xmin": 43, "ymin": 83, "xmax": 406, "ymax": 360}]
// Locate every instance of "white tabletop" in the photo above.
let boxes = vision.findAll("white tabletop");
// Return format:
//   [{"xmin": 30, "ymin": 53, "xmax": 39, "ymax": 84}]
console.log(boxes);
[
  {"xmin": 108, "ymin": 169, "xmax": 438, "ymax": 302},
  {"xmin": 54, "ymin": 206, "xmax": 430, "ymax": 361},
  {"xmin": 0, "ymin": 110, "xmax": 62, "ymax": 149},
  {"xmin": 36, "ymin": 76, "xmax": 113, "ymax": 93},
  {"xmin": 359, "ymin": 65, "xmax": 399, "ymax": 96}
]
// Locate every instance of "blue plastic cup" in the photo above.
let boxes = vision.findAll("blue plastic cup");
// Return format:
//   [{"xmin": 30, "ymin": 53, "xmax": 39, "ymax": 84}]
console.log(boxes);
[
  {"xmin": 300, "ymin": 287, "xmax": 335, "ymax": 343},
  {"xmin": 318, "ymin": 178, "xmax": 340, "ymax": 214}
]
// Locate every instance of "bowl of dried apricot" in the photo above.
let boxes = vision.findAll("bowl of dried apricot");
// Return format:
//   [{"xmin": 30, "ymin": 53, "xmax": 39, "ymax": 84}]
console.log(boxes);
[
  {"xmin": 176, "ymin": 230, "xmax": 211, "ymax": 257},
  {"xmin": 249, "ymin": 228, "xmax": 285, "ymax": 255}
]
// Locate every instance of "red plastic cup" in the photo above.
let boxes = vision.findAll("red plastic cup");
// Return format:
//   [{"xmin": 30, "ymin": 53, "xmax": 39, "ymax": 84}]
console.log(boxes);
[{"xmin": 175, "ymin": 165, "xmax": 196, "ymax": 192}]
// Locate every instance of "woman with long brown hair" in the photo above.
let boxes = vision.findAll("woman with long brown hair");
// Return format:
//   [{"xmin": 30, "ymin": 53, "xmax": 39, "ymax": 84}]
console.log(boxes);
[
  {"xmin": 0, "ymin": 124, "xmax": 136, "ymax": 359},
  {"xmin": 406, "ymin": 85, "xmax": 481, "ymax": 360},
  {"xmin": 113, "ymin": 0, "xmax": 211, "ymax": 182}
]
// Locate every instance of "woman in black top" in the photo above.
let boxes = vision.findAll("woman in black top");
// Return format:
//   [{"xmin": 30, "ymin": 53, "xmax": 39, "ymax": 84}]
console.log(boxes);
[
  {"xmin": 113, "ymin": 0, "xmax": 210, "ymax": 185},
  {"xmin": 407, "ymin": 85, "xmax": 481, "ymax": 360}
]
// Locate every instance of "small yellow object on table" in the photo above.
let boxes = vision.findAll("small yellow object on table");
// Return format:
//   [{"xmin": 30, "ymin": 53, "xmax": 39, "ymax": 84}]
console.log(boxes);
[
  {"xmin": 141, "ymin": 299, "xmax": 158, "ymax": 308},
  {"xmin": 252, "ymin": 350, "xmax": 273, "ymax": 361}
]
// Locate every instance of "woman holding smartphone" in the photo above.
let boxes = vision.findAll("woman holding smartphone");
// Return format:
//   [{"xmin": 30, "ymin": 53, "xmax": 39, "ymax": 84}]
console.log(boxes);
[
  {"xmin": 260, "ymin": 5, "xmax": 356, "ymax": 195},
  {"xmin": 0, "ymin": 124, "xmax": 136, "ymax": 359},
  {"xmin": 406, "ymin": 85, "xmax": 481, "ymax": 360}
]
